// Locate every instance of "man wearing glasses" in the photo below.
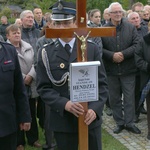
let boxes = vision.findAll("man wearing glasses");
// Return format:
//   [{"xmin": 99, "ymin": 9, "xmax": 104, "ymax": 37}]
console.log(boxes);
[{"xmin": 102, "ymin": 2, "xmax": 141, "ymax": 134}]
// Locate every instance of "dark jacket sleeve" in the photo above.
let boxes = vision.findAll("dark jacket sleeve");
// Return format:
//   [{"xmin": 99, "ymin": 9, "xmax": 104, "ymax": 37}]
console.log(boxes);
[
  {"xmin": 135, "ymin": 39, "xmax": 149, "ymax": 72},
  {"xmin": 13, "ymin": 49, "xmax": 31, "ymax": 123},
  {"xmin": 36, "ymin": 46, "xmax": 69, "ymax": 117}
]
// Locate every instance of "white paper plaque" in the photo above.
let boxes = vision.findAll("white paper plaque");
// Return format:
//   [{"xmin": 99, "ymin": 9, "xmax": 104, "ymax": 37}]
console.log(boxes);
[{"xmin": 69, "ymin": 61, "xmax": 100, "ymax": 102}]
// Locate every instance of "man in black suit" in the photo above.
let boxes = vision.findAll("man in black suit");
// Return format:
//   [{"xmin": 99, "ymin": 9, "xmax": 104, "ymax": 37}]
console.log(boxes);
[
  {"xmin": 36, "ymin": 1, "xmax": 108, "ymax": 150},
  {"xmin": 0, "ymin": 41, "xmax": 31, "ymax": 150}
]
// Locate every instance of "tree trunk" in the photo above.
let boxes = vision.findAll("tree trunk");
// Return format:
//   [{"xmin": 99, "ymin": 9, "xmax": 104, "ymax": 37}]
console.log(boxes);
[{"xmin": 129, "ymin": 0, "xmax": 135, "ymax": 9}]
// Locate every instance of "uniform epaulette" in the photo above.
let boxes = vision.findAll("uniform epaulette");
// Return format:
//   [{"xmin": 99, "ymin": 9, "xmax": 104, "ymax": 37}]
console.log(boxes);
[
  {"xmin": 43, "ymin": 40, "xmax": 54, "ymax": 48},
  {"xmin": 87, "ymin": 39, "xmax": 95, "ymax": 44}
]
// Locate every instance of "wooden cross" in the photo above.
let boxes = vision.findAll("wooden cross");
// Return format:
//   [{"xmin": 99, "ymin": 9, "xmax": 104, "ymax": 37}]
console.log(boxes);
[{"xmin": 45, "ymin": 0, "xmax": 116, "ymax": 150}]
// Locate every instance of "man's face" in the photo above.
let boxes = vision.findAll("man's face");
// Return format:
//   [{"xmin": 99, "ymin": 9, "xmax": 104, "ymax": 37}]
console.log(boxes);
[
  {"xmin": 7, "ymin": 29, "xmax": 21, "ymax": 44},
  {"xmin": 54, "ymin": 19, "xmax": 76, "ymax": 28},
  {"xmin": 54, "ymin": 18, "xmax": 76, "ymax": 42},
  {"xmin": 128, "ymin": 13, "xmax": 140, "ymax": 28},
  {"xmin": 33, "ymin": 8, "xmax": 43, "ymax": 21},
  {"xmin": 109, "ymin": 4, "xmax": 123, "ymax": 24},
  {"xmin": 134, "ymin": 6, "xmax": 143, "ymax": 17},
  {"xmin": 103, "ymin": 9, "xmax": 110, "ymax": 21},
  {"xmin": 21, "ymin": 13, "xmax": 34, "ymax": 28}
]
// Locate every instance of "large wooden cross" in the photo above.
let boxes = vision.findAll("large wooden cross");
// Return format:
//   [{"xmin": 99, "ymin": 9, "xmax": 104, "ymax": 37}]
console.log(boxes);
[{"xmin": 45, "ymin": 0, "xmax": 116, "ymax": 150}]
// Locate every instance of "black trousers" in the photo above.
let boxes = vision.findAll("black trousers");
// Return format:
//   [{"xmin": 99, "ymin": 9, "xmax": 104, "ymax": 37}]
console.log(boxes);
[
  {"xmin": 44, "ymin": 104, "xmax": 54, "ymax": 147},
  {"xmin": 54, "ymin": 126, "xmax": 102, "ymax": 150},
  {"xmin": 17, "ymin": 98, "xmax": 38, "ymax": 145},
  {"xmin": 0, "ymin": 132, "xmax": 17, "ymax": 150},
  {"xmin": 135, "ymin": 74, "xmax": 141, "ymax": 114}
]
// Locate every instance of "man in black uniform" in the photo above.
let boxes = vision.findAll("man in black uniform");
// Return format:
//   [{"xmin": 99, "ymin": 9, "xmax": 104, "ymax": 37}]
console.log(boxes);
[
  {"xmin": 0, "ymin": 41, "xmax": 31, "ymax": 150},
  {"xmin": 36, "ymin": 1, "xmax": 108, "ymax": 150}
]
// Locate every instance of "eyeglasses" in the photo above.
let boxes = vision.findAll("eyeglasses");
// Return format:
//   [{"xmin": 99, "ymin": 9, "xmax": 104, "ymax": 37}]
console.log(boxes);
[
  {"xmin": 54, "ymin": 21, "xmax": 73, "ymax": 27},
  {"xmin": 110, "ymin": 11, "xmax": 123, "ymax": 14},
  {"xmin": 135, "ymin": 10, "xmax": 143, "ymax": 13},
  {"xmin": 143, "ymin": 13, "xmax": 149, "ymax": 16}
]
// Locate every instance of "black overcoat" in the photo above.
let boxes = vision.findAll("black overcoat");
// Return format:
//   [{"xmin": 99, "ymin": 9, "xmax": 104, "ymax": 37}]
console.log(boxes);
[{"xmin": 0, "ymin": 42, "xmax": 31, "ymax": 137}]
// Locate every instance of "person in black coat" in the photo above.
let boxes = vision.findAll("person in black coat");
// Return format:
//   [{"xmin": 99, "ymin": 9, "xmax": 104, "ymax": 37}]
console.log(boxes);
[
  {"xmin": 102, "ymin": 2, "xmax": 141, "ymax": 134},
  {"xmin": 0, "ymin": 41, "xmax": 31, "ymax": 150},
  {"xmin": 127, "ymin": 11, "xmax": 148, "ymax": 122},
  {"xmin": 135, "ymin": 33, "xmax": 150, "ymax": 140},
  {"xmin": 36, "ymin": 1, "xmax": 108, "ymax": 150}
]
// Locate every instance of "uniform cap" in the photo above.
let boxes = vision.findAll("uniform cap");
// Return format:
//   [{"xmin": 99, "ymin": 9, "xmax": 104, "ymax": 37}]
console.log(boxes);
[{"xmin": 49, "ymin": 1, "xmax": 76, "ymax": 21}]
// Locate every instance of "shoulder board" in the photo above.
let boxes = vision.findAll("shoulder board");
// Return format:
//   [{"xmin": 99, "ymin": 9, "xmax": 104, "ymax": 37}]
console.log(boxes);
[
  {"xmin": 87, "ymin": 39, "xmax": 95, "ymax": 44},
  {"xmin": 54, "ymin": 39, "xmax": 61, "ymax": 48},
  {"xmin": 43, "ymin": 40, "xmax": 54, "ymax": 48}
]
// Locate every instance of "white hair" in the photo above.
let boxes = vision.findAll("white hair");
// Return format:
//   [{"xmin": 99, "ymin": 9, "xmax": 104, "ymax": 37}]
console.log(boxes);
[
  {"xmin": 127, "ymin": 12, "xmax": 139, "ymax": 20},
  {"xmin": 20, "ymin": 10, "xmax": 33, "ymax": 19},
  {"xmin": 108, "ymin": 2, "xmax": 123, "ymax": 13}
]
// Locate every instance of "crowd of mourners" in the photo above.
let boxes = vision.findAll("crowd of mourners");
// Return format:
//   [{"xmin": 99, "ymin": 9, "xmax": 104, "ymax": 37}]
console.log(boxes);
[{"xmin": 1, "ymin": 1, "xmax": 150, "ymax": 150}]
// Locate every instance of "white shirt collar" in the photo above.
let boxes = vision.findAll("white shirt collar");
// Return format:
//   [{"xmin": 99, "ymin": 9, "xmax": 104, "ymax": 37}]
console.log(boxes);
[{"xmin": 59, "ymin": 38, "xmax": 75, "ymax": 52}]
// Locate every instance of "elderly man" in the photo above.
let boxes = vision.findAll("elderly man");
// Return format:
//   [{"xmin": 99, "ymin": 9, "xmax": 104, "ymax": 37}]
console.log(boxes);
[
  {"xmin": 128, "ymin": 12, "xmax": 148, "ymax": 37},
  {"xmin": 102, "ymin": 2, "xmax": 141, "ymax": 134},
  {"xmin": 128, "ymin": 11, "xmax": 148, "ymax": 123},
  {"xmin": 20, "ymin": 10, "xmax": 41, "ymax": 148},
  {"xmin": 36, "ymin": 1, "xmax": 108, "ymax": 150}
]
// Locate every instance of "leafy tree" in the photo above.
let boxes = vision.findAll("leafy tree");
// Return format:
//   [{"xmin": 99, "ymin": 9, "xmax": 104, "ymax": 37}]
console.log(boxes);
[{"xmin": 1, "ymin": 0, "xmax": 150, "ymax": 22}]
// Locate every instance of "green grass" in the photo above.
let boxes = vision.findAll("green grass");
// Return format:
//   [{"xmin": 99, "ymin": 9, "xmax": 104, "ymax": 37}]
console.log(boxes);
[
  {"xmin": 25, "ymin": 127, "xmax": 128, "ymax": 150},
  {"xmin": 102, "ymin": 129, "xmax": 128, "ymax": 150}
]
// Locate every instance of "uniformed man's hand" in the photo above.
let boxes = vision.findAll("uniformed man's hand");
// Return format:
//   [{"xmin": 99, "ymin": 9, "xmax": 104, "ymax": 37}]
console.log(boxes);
[
  {"xmin": 19, "ymin": 123, "xmax": 31, "ymax": 131},
  {"xmin": 65, "ymin": 101, "xmax": 84, "ymax": 117},
  {"xmin": 84, "ymin": 109, "xmax": 97, "ymax": 125},
  {"xmin": 24, "ymin": 75, "xmax": 33, "ymax": 85}
]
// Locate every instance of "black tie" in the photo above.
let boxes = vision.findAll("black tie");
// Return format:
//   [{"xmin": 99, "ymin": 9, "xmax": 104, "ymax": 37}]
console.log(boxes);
[{"xmin": 65, "ymin": 44, "xmax": 71, "ymax": 56}]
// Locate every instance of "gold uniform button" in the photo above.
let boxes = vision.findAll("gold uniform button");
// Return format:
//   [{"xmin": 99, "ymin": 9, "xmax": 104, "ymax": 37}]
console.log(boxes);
[{"xmin": 60, "ymin": 63, "xmax": 65, "ymax": 68}]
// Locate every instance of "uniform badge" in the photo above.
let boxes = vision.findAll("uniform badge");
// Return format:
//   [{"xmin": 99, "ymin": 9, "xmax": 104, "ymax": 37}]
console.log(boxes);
[
  {"xmin": 4, "ymin": 60, "xmax": 12, "ymax": 64},
  {"xmin": 60, "ymin": 63, "xmax": 65, "ymax": 68},
  {"xmin": 58, "ymin": 2, "xmax": 63, "ymax": 10}
]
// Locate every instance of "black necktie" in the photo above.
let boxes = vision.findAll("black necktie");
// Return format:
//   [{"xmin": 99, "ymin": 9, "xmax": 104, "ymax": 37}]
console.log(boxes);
[{"xmin": 65, "ymin": 44, "xmax": 71, "ymax": 56}]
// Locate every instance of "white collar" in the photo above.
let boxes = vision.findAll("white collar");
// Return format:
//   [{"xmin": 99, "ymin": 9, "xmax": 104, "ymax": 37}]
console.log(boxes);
[{"xmin": 59, "ymin": 38, "xmax": 75, "ymax": 50}]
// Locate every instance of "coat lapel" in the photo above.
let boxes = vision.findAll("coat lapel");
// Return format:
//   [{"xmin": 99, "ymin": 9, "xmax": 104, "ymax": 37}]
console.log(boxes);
[
  {"xmin": 55, "ymin": 39, "xmax": 77, "ymax": 62},
  {"xmin": 70, "ymin": 40, "xmax": 77, "ymax": 62}
]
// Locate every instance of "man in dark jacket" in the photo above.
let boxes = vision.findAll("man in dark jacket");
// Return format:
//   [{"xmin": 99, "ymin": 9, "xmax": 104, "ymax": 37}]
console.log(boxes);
[
  {"xmin": 0, "ymin": 41, "xmax": 31, "ymax": 150},
  {"xmin": 128, "ymin": 11, "xmax": 148, "ymax": 122},
  {"xmin": 102, "ymin": 2, "xmax": 141, "ymax": 134},
  {"xmin": 36, "ymin": 1, "xmax": 108, "ymax": 150},
  {"xmin": 35, "ymin": 15, "xmax": 56, "ymax": 150},
  {"xmin": 33, "ymin": 8, "xmax": 46, "ymax": 30},
  {"xmin": 20, "ymin": 10, "xmax": 41, "ymax": 148}
]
